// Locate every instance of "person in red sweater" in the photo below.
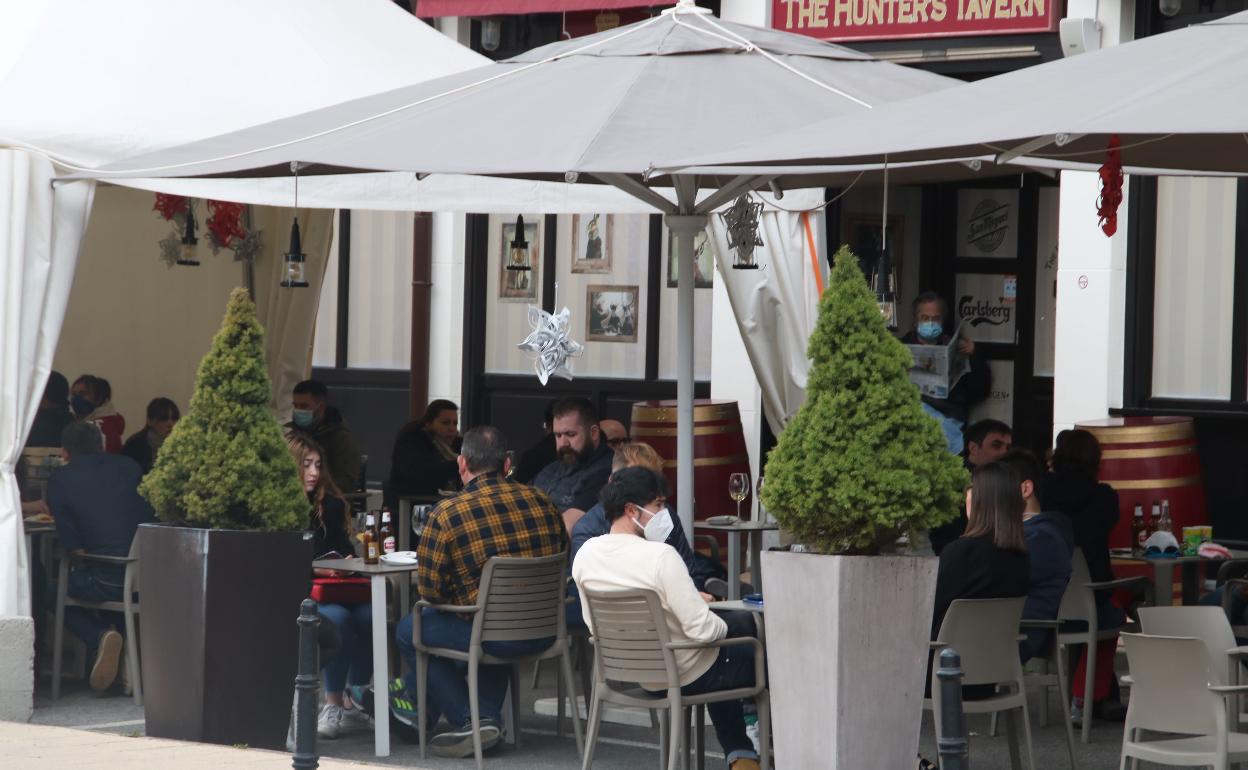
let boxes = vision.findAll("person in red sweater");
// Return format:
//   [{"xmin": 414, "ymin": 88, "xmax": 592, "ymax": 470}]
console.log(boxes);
[{"xmin": 71, "ymin": 375, "xmax": 125, "ymax": 454}]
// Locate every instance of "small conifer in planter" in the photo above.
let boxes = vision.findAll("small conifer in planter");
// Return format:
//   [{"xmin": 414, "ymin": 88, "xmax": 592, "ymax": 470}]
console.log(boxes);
[
  {"xmin": 140, "ymin": 287, "xmax": 306, "ymax": 530},
  {"xmin": 760, "ymin": 246, "xmax": 968, "ymax": 555}
]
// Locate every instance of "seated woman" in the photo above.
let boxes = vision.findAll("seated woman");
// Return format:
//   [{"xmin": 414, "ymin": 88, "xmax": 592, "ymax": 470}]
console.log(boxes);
[
  {"xmin": 121, "ymin": 397, "xmax": 180, "ymax": 474},
  {"xmin": 384, "ymin": 399, "xmax": 461, "ymax": 509},
  {"xmin": 573, "ymin": 467, "xmax": 761, "ymax": 770},
  {"xmin": 930, "ymin": 461, "xmax": 1030, "ymax": 697},
  {"xmin": 71, "ymin": 374, "xmax": 125, "ymax": 453},
  {"xmin": 289, "ymin": 434, "xmax": 372, "ymax": 739}
]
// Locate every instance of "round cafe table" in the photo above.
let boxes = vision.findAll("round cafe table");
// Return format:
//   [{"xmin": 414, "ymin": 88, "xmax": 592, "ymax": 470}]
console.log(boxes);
[{"xmin": 694, "ymin": 519, "xmax": 778, "ymax": 600}]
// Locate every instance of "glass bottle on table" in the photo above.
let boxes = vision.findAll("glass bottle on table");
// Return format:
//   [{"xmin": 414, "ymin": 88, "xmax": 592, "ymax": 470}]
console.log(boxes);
[
  {"xmin": 362, "ymin": 512, "xmax": 380, "ymax": 565},
  {"xmin": 1159, "ymin": 498, "xmax": 1173, "ymax": 535},
  {"xmin": 728, "ymin": 472, "xmax": 749, "ymax": 521},
  {"xmin": 1131, "ymin": 504, "xmax": 1147, "ymax": 557},
  {"xmin": 379, "ymin": 508, "xmax": 396, "ymax": 555}
]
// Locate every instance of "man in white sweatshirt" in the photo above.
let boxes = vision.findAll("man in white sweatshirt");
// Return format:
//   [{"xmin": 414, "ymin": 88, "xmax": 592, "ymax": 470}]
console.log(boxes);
[{"xmin": 573, "ymin": 467, "xmax": 761, "ymax": 770}]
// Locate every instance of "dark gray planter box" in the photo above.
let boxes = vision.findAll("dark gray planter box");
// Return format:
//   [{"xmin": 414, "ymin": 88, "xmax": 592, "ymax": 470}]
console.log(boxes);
[{"xmin": 137, "ymin": 523, "xmax": 312, "ymax": 750}]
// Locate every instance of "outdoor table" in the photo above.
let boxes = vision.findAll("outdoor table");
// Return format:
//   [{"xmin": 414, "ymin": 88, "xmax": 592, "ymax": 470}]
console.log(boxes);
[
  {"xmin": 23, "ymin": 521, "xmax": 56, "ymax": 599},
  {"xmin": 312, "ymin": 556, "xmax": 421, "ymax": 758},
  {"xmin": 694, "ymin": 520, "xmax": 779, "ymax": 600},
  {"xmin": 1111, "ymin": 554, "xmax": 1209, "ymax": 606}
]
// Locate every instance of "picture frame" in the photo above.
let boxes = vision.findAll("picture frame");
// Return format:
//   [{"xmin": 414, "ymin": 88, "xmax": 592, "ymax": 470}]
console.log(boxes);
[
  {"xmin": 844, "ymin": 214, "xmax": 904, "ymax": 295},
  {"xmin": 570, "ymin": 213, "xmax": 613, "ymax": 273},
  {"xmin": 498, "ymin": 218, "xmax": 541, "ymax": 301},
  {"xmin": 585, "ymin": 284, "xmax": 639, "ymax": 343},
  {"xmin": 665, "ymin": 228, "xmax": 713, "ymax": 289}
]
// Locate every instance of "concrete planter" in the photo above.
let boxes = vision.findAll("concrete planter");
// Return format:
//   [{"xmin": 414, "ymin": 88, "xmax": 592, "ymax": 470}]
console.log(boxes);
[
  {"xmin": 138, "ymin": 523, "xmax": 312, "ymax": 750},
  {"xmin": 760, "ymin": 551, "xmax": 937, "ymax": 769}
]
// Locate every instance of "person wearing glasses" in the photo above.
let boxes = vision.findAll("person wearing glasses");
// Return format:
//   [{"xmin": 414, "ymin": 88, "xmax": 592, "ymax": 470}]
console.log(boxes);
[{"xmin": 599, "ymin": 419, "xmax": 629, "ymax": 449}]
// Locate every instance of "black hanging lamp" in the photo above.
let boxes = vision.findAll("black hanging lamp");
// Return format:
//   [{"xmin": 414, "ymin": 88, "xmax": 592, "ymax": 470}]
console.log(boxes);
[
  {"xmin": 872, "ymin": 245, "xmax": 898, "ymax": 331},
  {"xmin": 281, "ymin": 163, "xmax": 308, "ymax": 288},
  {"xmin": 177, "ymin": 199, "xmax": 200, "ymax": 266},
  {"xmin": 506, "ymin": 214, "xmax": 531, "ymax": 271}
]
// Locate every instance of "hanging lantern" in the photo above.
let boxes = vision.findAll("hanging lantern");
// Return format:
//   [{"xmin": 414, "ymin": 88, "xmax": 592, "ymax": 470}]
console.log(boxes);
[
  {"xmin": 720, "ymin": 193, "xmax": 764, "ymax": 269},
  {"xmin": 177, "ymin": 199, "xmax": 200, "ymax": 266},
  {"xmin": 280, "ymin": 217, "xmax": 309, "ymax": 288},
  {"xmin": 506, "ymin": 214, "xmax": 531, "ymax": 271},
  {"xmin": 872, "ymin": 247, "xmax": 898, "ymax": 331}
]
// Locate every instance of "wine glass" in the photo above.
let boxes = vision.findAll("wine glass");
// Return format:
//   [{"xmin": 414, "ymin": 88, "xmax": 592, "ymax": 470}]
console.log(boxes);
[{"xmin": 728, "ymin": 473, "xmax": 749, "ymax": 521}]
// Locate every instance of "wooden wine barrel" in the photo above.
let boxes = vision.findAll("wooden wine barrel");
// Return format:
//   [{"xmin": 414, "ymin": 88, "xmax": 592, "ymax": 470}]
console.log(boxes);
[
  {"xmin": 1075, "ymin": 416, "xmax": 1207, "ymax": 551},
  {"xmin": 629, "ymin": 399, "xmax": 753, "ymax": 541}
]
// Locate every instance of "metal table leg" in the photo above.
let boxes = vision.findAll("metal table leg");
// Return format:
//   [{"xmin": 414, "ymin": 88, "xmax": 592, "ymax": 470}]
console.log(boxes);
[
  {"xmin": 1153, "ymin": 561, "xmax": 1175, "ymax": 606},
  {"xmin": 371, "ymin": 574, "xmax": 390, "ymax": 757},
  {"xmin": 727, "ymin": 531, "xmax": 741, "ymax": 601},
  {"xmin": 749, "ymin": 531, "xmax": 763, "ymax": 595}
]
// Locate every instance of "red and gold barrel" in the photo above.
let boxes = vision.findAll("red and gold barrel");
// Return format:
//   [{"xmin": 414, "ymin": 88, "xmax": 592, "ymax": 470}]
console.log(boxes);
[
  {"xmin": 630, "ymin": 399, "xmax": 753, "ymax": 537},
  {"xmin": 1075, "ymin": 416, "xmax": 1207, "ymax": 550}
]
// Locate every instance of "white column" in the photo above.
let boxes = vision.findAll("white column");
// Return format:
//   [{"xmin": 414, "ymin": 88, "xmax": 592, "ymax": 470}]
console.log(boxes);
[{"xmin": 428, "ymin": 211, "xmax": 465, "ymax": 406}]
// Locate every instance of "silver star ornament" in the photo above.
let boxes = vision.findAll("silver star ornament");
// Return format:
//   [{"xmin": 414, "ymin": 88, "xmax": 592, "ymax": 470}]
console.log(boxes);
[{"xmin": 517, "ymin": 305, "xmax": 584, "ymax": 385}]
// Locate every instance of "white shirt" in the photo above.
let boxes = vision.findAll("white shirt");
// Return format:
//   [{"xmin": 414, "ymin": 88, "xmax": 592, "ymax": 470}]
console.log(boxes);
[{"xmin": 572, "ymin": 533, "xmax": 726, "ymax": 687}]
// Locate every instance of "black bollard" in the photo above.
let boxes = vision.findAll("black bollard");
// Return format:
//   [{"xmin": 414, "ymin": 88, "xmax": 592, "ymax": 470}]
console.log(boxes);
[
  {"xmin": 936, "ymin": 648, "xmax": 969, "ymax": 770},
  {"xmin": 292, "ymin": 599, "xmax": 320, "ymax": 770}
]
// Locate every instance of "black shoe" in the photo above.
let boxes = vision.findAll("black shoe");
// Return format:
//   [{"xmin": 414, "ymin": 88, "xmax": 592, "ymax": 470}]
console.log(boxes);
[
  {"xmin": 430, "ymin": 719, "xmax": 501, "ymax": 758},
  {"xmin": 1093, "ymin": 699, "xmax": 1127, "ymax": 722}
]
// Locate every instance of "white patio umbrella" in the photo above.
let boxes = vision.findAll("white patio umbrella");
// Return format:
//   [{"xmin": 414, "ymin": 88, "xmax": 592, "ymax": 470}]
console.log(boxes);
[
  {"xmin": 75, "ymin": 1, "xmax": 992, "ymax": 535},
  {"xmin": 655, "ymin": 11, "xmax": 1248, "ymax": 175}
]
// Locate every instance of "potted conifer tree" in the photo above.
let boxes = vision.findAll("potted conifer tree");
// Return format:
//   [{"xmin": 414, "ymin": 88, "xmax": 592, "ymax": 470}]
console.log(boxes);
[
  {"xmin": 758, "ymin": 247, "xmax": 968, "ymax": 769},
  {"xmin": 137, "ymin": 287, "xmax": 312, "ymax": 750}
]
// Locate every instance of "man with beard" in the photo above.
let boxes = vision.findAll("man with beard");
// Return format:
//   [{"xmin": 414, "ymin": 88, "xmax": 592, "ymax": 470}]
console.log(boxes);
[{"xmin": 532, "ymin": 397, "xmax": 614, "ymax": 532}]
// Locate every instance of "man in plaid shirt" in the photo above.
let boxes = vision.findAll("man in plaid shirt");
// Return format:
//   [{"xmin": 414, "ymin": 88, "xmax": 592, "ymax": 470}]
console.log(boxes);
[{"xmin": 391, "ymin": 425, "xmax": 568, "ymax": 757}]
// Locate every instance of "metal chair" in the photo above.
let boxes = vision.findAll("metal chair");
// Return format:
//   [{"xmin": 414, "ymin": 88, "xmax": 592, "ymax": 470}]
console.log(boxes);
[
  {"xmin": 579, "ymin": 586, "xmax": 770, "ymax": 770},
  {"xmin": 52, "ymin": 535, "xmax": 141, "ymax": 705},
  {"xmin": 1056, "ymin": 548, "xmax": 1152, "ymax": 743},
  {"xmin": 412, "ymin": 554, "xmax": 584, "ymax": 770},
  {"xmin": 928, "ymin": 597, "xmax": 1035, "ymax": 770},
  {"xmin": 1119, "ymin": 633, "xmax": 1248, "ymax": 770}
]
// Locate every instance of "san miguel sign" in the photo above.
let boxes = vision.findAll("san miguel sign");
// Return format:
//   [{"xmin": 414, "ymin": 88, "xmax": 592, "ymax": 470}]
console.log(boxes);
[{"xmin": 772, "ymin": 0, "xmax": 1061, "ymax": 42}]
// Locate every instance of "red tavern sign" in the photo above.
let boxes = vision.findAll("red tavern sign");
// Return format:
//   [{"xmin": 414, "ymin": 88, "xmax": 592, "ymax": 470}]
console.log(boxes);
[{"xmin": 772, "ymin": 0, "xmax": 1061, "ymax": 41}]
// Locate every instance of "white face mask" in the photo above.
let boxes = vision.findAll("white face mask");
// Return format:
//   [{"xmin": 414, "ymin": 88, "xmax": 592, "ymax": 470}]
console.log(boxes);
[{"xmin": 632, "ymin": 506, "xmax": 674, "ymax": 544}]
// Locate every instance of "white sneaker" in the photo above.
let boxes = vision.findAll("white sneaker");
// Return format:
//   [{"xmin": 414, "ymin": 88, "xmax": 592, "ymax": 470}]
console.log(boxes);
[
  {"xmin": 340, "ymin": 702, "xmax": 373, "ymax": 731},
  {"xmin": 318, "ymin": 703, "xmax": 345, "ymax": 739}
]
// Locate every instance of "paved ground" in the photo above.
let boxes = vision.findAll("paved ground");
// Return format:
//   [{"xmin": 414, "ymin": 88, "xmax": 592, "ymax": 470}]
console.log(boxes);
[{"xmin": 11, "ymin": 671, "xmax": 1152, "ymax": 769}]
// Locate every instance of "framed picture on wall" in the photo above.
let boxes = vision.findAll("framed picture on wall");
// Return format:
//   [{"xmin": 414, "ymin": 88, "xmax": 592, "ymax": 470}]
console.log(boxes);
[
  {"xmin": 585, "ymin": 284, "xmax": 639, "ymax": 343},
  {"xmin": 498, "ymin": 218, "xmax": 540, "ymax": 301},
  {"xmin": 844, "ymin": 214, "xmax": 903, "ymax": 294},
  {"xmin": 665, "ymin": 229, "xmax": 713, "ymax": 289},
  {"xmin": 571, "ymin": 213, "xmax": 613, "ymax": 273}
]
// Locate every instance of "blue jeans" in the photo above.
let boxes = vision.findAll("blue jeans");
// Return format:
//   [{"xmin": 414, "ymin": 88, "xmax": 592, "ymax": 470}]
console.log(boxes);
[
  {"xmin": 396, "ymin": 607, "xmax": 555, "ymax": 727},
  {"xmin": 682, "ymin": 641, "xmax": 760, "ymax": 764},
  {"xmin": 61, "ymin": 567, "xmax": 124, "ymax": 662},
  {"xmin": 318, "ymin": 602, "xmax": 373, "ymax": 694}
]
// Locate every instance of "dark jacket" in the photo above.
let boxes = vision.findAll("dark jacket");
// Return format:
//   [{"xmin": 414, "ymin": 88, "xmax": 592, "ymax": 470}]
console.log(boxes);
[
  {"xmin": 532, "ymin": 441, "xmax": 614, "ymax": 513},
  {"xmin": 932, "ymin": 534, "xmax": 1030, "ymax": 640},
  {"xmin": 312, "ymin": 494, "xmax": 355, "ymax": 559},
  {"xmin": 120, "ymin": 428, "xmax": 159, "ymax": 475},
  {"xmin": 569, "ymin": 503, "xmax": 702, "ymax": 591},
  {"xmin": 1045, "ymin": 470, "xmax": 1120, "ymax": 595},
  {"xmin": 930, "ymin": 457, "xmax": 973, "ymax": 556},
  {"xmin": 27, "ymin": 406, "xmax": 74, "ymax": 448},
  {"xmin": 288, "ymin": 406, "xmax": 361, "ymax": 495},
  {"xmin": 1020, "ymin": 511, "xmax": 1074, "ymax": 661},
  {"xmin": 47, "ymin": 453, "xmax": 155, "ymax": 582},
  {"xmin": 512, "ymin": 433, "xmax": 557, "ymax": 485},
  {"xmin": 385, "ymin": 422, "xmax": 461, "ymax": 509},
  {"xmin": 899, "ymin": 329, "xmax": 992, "ymax": 424}
]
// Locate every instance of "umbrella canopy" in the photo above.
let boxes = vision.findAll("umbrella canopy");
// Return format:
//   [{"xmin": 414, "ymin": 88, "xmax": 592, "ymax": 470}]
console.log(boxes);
[
  {"xmin": 657, "ymin": 11, "xmax": 1248, "ymax": 175},
  {"xmin": 80, "ymin": 0, "xmax": 983, "ymax": 541}
]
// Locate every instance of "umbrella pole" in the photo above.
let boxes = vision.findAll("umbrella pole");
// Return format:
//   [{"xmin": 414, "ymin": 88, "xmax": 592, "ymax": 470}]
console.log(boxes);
[{"xmin": 666, "ymin": 213, "xmax": 707, "ymax": 540}]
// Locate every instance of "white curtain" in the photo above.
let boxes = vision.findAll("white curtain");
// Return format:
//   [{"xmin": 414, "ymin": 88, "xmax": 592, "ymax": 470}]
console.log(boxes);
[
  {"xmin": 708, "ymin": 208, "xmax": 827, "ymax": 434},
  {"xmin": 251, "ymin": 207, "xmax": 334, "ymax": 416},
  {"xmin": 0, "ymin": 150, "xmax": 93, "ymax": 617}
]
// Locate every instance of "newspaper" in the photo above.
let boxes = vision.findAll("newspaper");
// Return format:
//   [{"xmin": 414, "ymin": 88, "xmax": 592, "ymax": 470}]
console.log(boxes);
[{"xmin": 905, "ymin": 322, "xmax": 972, "ymax": 400}]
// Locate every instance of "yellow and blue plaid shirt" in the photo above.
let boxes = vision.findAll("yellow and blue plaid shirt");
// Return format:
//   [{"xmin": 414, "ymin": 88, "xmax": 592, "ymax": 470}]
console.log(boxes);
[{"xmin": 416, "ymin": 472, "xmax": 568, "ymax": 607}]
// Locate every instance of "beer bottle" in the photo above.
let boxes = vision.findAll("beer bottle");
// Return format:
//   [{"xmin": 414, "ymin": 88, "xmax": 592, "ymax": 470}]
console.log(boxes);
[
  {"xmin": 1150, "ymin": 501, "xmax": 1162, "ymax": 536},
  {"xmin": 1159, "ymin": 499, "xmax": 1173, "ymax": 535},
  {"xmin": 1131, "ymin": 504, "xmax": 1147, "ymax": 557},
  {"xmin": 362, "ymin": 512, "xmax": 380, "ymax": 565},
  {"xmin": 380, "ymin": 508, "xmax": 396, "ymax": 555}
]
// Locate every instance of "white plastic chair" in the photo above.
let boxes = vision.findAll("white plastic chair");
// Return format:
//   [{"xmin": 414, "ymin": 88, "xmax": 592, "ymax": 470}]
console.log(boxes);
[
  {"xmin": 1057, "ymin": 548, "xmax": 1152, "ymax": 743},
  {"xmin": 1119, "ymin": 633, "xmax": 1248, "ymax": 770},
  {"xmin": 928, "ymin": 597, "xmax": 1035, "ymax": 770},
  {"xmin": 1138, "ymin": 606, "xmax": 1248, "ymax": 728}
]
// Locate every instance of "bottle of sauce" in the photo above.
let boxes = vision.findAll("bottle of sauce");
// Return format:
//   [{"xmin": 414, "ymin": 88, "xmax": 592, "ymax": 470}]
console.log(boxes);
[
  {"xmin": 380, "ymin": 508, "xmax": 396, "ymax": 555},
  {"xmin": 1131, "ymin": 504, "xmax": 1147, "ymax": 557},
  {"xmin": 362, "ymin": 512, "xmax": 380, "ymax": 565}
]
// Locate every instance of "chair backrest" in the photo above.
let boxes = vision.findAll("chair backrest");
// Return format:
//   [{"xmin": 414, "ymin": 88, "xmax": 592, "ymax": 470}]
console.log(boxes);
[
  {"xmin": 581, "ymin": 587, "xmax": 679, "ymax": 692},
  {"xmin": 125, "ymin": 532, "xmax": 140, "ymax": 597},
  {"xmin": 1121, "ymin": 633, "xmax": 1224, "ymax": 736},
  {"xmin": 1217, "ymin": 559, "xmax": 1248, "ymax": 586},
  {"xmin": 475, "ymin": 553, "xmax": 567, "ymax": 644},
  {"xmin": 1138, "ymin": 606, "xmax": 1237, "ymax": 685},
  {"xmin": 935, "ymin": 597, "xmax": 1026, "ymax": 687},
  {"xmin": 1057, "ymin": 548, "xmax": 1097, "ymax": 624}
]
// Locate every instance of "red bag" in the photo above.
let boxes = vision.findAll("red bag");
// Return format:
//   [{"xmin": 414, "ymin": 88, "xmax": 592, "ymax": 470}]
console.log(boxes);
[{"xmin": 310, "ymin": 576, "xmax": 370, "ymax": 605}]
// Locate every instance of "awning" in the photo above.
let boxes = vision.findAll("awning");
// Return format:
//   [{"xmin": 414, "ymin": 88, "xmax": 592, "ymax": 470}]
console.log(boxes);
[{"xmin": 415, "ymin": 1, "xmax": 668, "ymax": 17}]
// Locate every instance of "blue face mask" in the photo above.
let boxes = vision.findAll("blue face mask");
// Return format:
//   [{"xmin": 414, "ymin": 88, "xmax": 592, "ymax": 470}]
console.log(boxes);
[
  {"xmin": 71, "ymin": 395, "xmax": 95, "ymax": 418},
  {"xmin": 917, "ymin": 321, "xmax": 943, "ymax": 340},
  {"xmin": 292, "ymin": 409, "xmax": 316, "ymax": 428}
]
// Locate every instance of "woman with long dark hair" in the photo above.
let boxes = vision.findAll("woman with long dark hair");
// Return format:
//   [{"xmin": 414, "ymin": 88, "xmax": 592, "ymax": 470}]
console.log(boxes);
[
  {"xmin": 384, "ymin": 398, "xmax": 462, "ymax": 508},
  {"xmin": 288, "ymin": 434, "xmax": 372, "ymax": 739},
  {"xmin": 121, "ymin": 397, "xmax": 180, "ymax": 474}
]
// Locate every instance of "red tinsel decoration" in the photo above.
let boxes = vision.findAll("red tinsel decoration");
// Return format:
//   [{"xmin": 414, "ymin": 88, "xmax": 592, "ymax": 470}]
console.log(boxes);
[
  {"xmin": 1097, "ymin": 134, "xmax": 1123, "ymax": 237},
  {"xmin": 206, "ymin": 200, "xmax": 248, "ymax": 249},
  {"xmin": 152, "ymin": 193, "xmax": 188, "ymax": 221}
]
